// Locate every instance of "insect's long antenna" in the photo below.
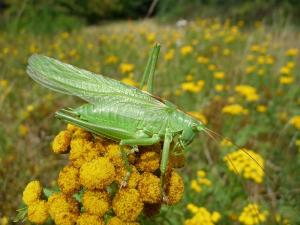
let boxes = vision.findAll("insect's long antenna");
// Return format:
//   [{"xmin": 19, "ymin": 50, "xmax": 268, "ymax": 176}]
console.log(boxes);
[
  {"xmin": 204, "ymin": 127, "xmax": 266, "ymax": 175},
  {"xmin": 201, "ymin": 127, "xmax": 265, "ymax": 225}
]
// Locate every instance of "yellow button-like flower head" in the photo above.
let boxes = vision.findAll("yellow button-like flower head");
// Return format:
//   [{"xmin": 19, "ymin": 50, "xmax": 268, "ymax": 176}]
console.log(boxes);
[
  {"xmin": 76, "ymin": 213, "xmax": 104, "ymax": 225},
  {"xmin": 112, "ymin": 189, "xmax": 143, "ymax": 222},
  {"xmin": 27, "ymin": 200, "xmax": 49, "ymax": 224},
  {"xmin": 80, "ymin": 157, "xmax": 116, "ymax": 190},
  {"xmin": 22, "ymin": 180, "xmax": 42, "ymax": 205},
  {"xmin": 58, "ymin": 164, "xmax": 80, "ymax": 196},
  {"xmin": 82, "ymin": 190, "xmax": 110, "ymax": 216},
  {"xmin": 137, "ymin": 172, "xmax": 161, "ymax": 204},
  {"xmin": 52, "ymin": 130, "xmax": 72, "ymax": 154}
]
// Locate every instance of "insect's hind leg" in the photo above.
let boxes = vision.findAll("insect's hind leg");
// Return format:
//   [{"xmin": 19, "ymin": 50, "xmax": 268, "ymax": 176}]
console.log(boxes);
[
  {"xmin": 119, "ymin": 135, "xmax": 161, "ymax": 187},
  {"xmin": 140, "ymin": 43, "xmax": 160, "ymax": 94}
]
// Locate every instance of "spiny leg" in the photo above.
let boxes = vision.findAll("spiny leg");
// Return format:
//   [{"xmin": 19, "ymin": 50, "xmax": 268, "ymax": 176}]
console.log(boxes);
[
  {"xmin": 119, "ymin": 135, "xmax": 161, "ymax": 187},
  {"xmin": 160, "ymin": 128, "xmax": 172, "ymax": 202},
  {"xmin": 140, "ymin": 43, "xmax": 160, "ymax": 94}
]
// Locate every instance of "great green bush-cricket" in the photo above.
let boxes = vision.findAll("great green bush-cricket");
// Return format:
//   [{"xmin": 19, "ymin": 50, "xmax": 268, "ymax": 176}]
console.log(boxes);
[{"xmin": 27, "ymin": 44, "xmax": 207, "ymax": 199}]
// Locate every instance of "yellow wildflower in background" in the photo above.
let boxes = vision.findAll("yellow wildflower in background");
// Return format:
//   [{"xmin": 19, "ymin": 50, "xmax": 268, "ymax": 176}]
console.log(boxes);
[
  {"xmin": 119, "ymin": 63, "xmax": 135, "ymax": 74},
  {"xmin": 180, "ymin": 45, "xmax": 193, "ymax": 55},
  {"xmin": 280, "ymin": 66, "xmax": 290, "ymax": 74},
  {"xmin": 181, "ymin": 80, "xmax": 205, "ymax": 93},
  {"xmin": 105, "ymin": 55, "xmax": 118, "ymax": 64},
  {"xmin": 239, "ymin": 203, "xmax": 268, "ymax": 225},
  {"xmin": 146, "ymin": 33, "xmax": 156, "ymax": 43},
  {"xmin": 121, "ymin": 74, "xmax": 138, "ymax": 87},
  {"xmin": 289, "ymin": 115, "xmax": 300, "ymax": 129},
  {"xmin": 164, "ymin": 49, "xmax": 175, "ymax": 61},
  {"xmin": 19, "ymin": 124, "xmax": 29, "ymax": 137},
  {"xmin": 0, "ymin": 217, "xmax": 8, "ymax": 225},
  {"xmin": 256, "ymin": 105, "xmax": 267, "ymax": 113},
  {"xmin": 190, "ymin": 169, "xmax": 211, "ymax": 193},
  {"xmin": 213, "ymin": 71, "xmax": 225, "ymax": 79},
  {"xmin": 220, "ymin": 138, "xmax": 233, "ymax": 147},
  {"xmin": 185, "ymin": 204, "xmax": 221, "ymax": 225},
  {"xmin": 197, "ymin": 56, "xmax": 209, "ymax": 64},
  {"xmin": 188, "ymin": 112, "xmax": 207, "ymax": 124},
  {"xmin": 224, "ymin": 149, "xmax": 264, "ymax": 183},
  {"xmin": 235, "ymin": 85, "xmax": 259, "ymax": 102},
  {"xmin": 214, "ymin": 84, "xmax": 224, "ymax": 92},
  {"xmin": 279, "ymin": 76, "xmax": 294, "ymax": 84},
  {"xmin": 0, "ymin": 79, "xmax": 8, "ymax": 88},
  {"xmin": 208, "ymin": 64, "xmax": 217, "ymax": 71},
  {"xmin": 222, "ymin": 104, "xmax": 248, "ymax": 115},
  {"xmin": 285, "ymin": 48, "xmax": 299, "ymax": 56}
]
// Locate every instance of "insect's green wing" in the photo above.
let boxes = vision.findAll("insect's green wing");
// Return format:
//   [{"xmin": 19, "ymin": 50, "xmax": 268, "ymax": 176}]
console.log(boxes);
[{"xmin": 26, "ymin": 54, "xmax": 162, "ymax": 106}]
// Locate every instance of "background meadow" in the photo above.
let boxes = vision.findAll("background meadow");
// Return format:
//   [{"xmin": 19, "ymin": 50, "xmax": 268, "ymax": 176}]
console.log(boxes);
[{"xmin": 1, "ymin": 1, "xmax": 300, "ymax": 224}]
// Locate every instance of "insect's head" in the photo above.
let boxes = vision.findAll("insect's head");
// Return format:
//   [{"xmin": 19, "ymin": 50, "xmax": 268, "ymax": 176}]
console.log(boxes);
[{"xmin": 178, "ymin": 123, "xmax": 206, "ymax": 148}]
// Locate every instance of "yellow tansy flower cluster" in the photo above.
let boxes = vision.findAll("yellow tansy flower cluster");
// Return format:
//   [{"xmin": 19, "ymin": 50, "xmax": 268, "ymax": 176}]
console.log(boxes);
[
  {"xmin": 289, "ymin": 115, "xmax": 300, "ymax": 129},
  {"xmin": 222, "ymin": 104, "xmax": 248, "ymax": 115},
  {"xmin": 119, "ymin": 63, "xmax": 135, "ymax": 74},
  {"xmin": 22, "ymin": 181, "xmax": 49, "ymax": 224},
  {"xmin": 190, "ymin": 170, "xmax": 211, "ymax": 193},
  {"xmin": 185, "ymin": 204, "xmax": 221, "ymax": 225},
  {"xmin": 224, "ymin": 148, "xmax": 264, "ymax": 183},
  {"xmin": 180, "ymin": 45, "xmax": 193, "ymax": 55},
  {"xmin": 21, "ymin": 124, "xmax": 185, "ymax": 224},
  {"xmin": 235, "ymin": 85, "xmax": 259, "ymax": 102},
  {"xmin": 181, "ymin": 80, "xmax": 205, "ymax": 93},
  {"xmin": 238, "ymin": 203, "xmax": 268, "ymax": 225},
  {"xmin": 188, "ymin": 112, "xmax": 208, "ymax": 125}
]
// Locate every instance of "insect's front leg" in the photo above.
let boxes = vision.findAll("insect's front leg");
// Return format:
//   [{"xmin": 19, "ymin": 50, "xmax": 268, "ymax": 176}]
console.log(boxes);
[
  {"xmin": 160, "ymin": 128, "xmax": 173, "ymax": 202},
  {"xmin": 119, "ymin": 134, "xmax": 161, "ymax": 188}
]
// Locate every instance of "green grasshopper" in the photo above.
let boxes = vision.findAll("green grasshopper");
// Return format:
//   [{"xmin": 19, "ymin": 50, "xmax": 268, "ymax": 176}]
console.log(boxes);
[{"xmin": 27, "ymin": 44, "xmax": 206, "ymax": 197}]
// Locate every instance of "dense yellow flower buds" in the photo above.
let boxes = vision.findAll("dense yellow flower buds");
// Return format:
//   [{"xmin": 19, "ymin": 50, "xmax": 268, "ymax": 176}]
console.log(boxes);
[
  {"xmin": 135, "ymin": 151, "xmax": 160, "ymax": 172},
  {"xmin": 48, "ymin": 193, "xmax": 79, "ymax": 223},
  {"xmin": 238, "ymin": 203, "xmax": 268, "ymax": 225},
  {"xmin": 22, "ymin": 180, "xmax": 42, "ymax": 205},
  {"xmin": 58, "ymin": 164, "xmax": 80, "ymax": 195},
  {"xmin": 224, "ymin": 148, "xmax": 264, "ymax": 183},
  {"xmin": 27, "ymin": 200, "xmax": 49, "ymax": 224},
  {"xmin": 21, "ymin": 125, "xmax": 185, "ymax": 224},
  {"xmin": 112, "ymin": 189, "xmax": 144, "ymax": 222},
  {"xmin": 82, "ymin": 191, "xmax": 110, "ymax": 216},
  {"xmin": 76, "ymin": 213, "xmax": 104, "ymax": 225},
  {"xmin": 137, "ymin": 172, "xmax": 161, "ymax": 203},
  {"xmin": 80, "ymin": 157, "xmax": 116, "ymax": 189},
  {"xmin": 52, "ymin": 130, "xmax": 72, "ymax": 153},
  {"xmin": 185, "ymin": 204, "xmax": 221, "ymax": 225},
  {"xmin": 166, "ymin": 171, "xmax": 184, "ymax": 205},
  {"xmin": 107, "ymin": 217, "xmax": 140, "ymax": 225}
]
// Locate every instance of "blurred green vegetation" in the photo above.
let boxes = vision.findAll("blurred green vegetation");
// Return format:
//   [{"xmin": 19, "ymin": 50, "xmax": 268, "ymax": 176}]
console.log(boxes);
[{"xmin": 2, "ymin": 0, "xmax": 300, "ymax": 34}]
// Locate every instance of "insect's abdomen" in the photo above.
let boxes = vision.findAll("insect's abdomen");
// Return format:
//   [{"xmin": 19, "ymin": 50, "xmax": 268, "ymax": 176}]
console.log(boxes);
[{"xmin": 75, "ymin": 103, "xmax": 170, "ymax": 137}]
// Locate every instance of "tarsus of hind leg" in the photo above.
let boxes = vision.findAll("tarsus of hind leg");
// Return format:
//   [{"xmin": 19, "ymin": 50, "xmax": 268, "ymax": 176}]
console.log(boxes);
[{"xmin": 119, "ymin": 144, "xmax": 132, "ymax": 187}]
